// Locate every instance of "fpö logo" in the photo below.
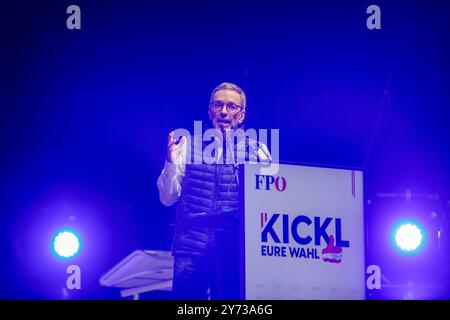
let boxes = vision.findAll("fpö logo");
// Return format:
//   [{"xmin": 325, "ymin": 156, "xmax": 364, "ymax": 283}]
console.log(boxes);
[
  {"xmin": 255, "ymin": 174, "xmax": 287, "ymax": 192},
  {"xmin": 259, "ymin": 213, "xmax": 349, "ymax": 264}
]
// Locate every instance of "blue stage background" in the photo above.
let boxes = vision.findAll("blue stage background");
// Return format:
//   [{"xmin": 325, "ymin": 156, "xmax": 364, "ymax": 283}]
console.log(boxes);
[{"xmin": 1, "ymin": 0, "xmax": 450, "ymax": 299}]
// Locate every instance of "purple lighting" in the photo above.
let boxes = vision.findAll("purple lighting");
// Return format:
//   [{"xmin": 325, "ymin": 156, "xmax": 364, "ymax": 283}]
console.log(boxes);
[
  {"xmin": 52, "ymin": 230, "xmax": 81, "ymax": 259},
  {"xmin": 395, "ymin": 223, "xmax": 423, "ymax": 252}
]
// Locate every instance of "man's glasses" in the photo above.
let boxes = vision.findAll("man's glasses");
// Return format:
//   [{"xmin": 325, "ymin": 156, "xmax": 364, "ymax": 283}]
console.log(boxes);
[{"xmin": 210, "ymin": 101, "xmax": 242, "ymax": 114}]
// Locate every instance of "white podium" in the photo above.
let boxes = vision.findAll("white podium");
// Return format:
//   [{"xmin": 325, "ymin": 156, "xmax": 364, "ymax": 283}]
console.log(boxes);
[{"xmin": 99, "ymin": 250, "xmax": 173, "ymax": 300}]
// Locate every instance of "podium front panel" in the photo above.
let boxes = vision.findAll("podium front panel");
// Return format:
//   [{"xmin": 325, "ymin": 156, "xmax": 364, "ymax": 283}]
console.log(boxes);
[{"xmin": 242, "ymin": 163, "xmax": 365, "ymax": 299}]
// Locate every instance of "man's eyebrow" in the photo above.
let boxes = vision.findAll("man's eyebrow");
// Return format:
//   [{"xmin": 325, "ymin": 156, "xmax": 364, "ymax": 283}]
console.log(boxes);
[{"xmin": 212, "ymin": 99, "xmax": 241, "ymax": 107}]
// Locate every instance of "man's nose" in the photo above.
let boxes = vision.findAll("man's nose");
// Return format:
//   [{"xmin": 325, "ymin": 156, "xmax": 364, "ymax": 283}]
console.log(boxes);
[{"xmin": 219, "ymin": 104, "xmax": 228, "ymax": 116}]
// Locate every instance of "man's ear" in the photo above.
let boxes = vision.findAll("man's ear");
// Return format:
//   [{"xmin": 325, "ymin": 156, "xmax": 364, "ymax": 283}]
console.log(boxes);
[
  {"xmin": 239, "ymin": 109, "xmax": 246, "ymax": 124},
  {"xmin": 208, "ymin": 108, "xmax": 213, "ymax": 121}
]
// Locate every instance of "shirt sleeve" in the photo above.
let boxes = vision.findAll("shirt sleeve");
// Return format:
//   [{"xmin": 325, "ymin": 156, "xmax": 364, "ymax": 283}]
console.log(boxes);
[{"xmin": 157, "ymin": 142, "xmax": 186, "ymax": 206}]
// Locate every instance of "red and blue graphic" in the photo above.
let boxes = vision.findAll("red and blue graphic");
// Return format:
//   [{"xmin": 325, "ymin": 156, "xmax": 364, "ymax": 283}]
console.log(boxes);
[{"xmin": 259, "ymin": 212, "xmax": 349, "ymax": 263}]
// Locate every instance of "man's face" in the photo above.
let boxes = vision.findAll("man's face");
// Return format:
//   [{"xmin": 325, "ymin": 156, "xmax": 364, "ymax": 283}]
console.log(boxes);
[{"xmin": 209, "ymin": 89, "xmax": 246, "ymax": 131}]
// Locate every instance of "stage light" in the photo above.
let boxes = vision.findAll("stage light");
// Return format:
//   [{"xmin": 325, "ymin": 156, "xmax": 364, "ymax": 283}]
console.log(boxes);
[
  {"xmin": 394, "ymin": 223, "xmax": 423, "ymax": 252},
  {"xmin": 52, "ymin": 229, "xmax": 81, "ymax": 259}
]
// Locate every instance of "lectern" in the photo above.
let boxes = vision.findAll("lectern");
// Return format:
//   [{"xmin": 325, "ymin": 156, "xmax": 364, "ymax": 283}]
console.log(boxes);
[{"xmin": 99, "ymin": 250, "xmax": 173, "ymax": 300}]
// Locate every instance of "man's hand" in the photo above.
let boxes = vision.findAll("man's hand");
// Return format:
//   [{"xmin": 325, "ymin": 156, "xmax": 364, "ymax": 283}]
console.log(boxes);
[{"xmin": 167, "ymin": 131, "xmax": 185, "ymax": 163}]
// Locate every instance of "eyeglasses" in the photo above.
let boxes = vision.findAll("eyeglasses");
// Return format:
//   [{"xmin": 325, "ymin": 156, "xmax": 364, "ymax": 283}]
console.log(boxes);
[{"xmin": 210, "ymin": 101, "xmax": 242, "ymax": 114}]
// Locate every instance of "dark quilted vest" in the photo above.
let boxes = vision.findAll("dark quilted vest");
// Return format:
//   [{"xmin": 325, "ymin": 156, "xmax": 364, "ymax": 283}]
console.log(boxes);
[{"xmin": 172, "ymin": 138, "xmax": 241, "ymax": 256}]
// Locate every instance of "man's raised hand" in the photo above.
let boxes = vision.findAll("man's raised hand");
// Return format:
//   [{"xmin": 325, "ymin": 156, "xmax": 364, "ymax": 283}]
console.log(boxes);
[{"xmin": 167, "ymin": 131, "xmax": 185, "ymax": 163}]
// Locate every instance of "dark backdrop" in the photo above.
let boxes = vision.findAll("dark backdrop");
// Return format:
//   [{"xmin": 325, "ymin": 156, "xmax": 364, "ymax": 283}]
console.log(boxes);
[{"xmin": 1, "ymin": 0, "xmax": 449, "ymax": 298}]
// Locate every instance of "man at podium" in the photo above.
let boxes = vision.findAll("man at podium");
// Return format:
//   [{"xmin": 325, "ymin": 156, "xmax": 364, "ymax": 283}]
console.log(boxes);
[{"xmin": 157, "ymin": 82, "xmax": 271, "ymax": 299}]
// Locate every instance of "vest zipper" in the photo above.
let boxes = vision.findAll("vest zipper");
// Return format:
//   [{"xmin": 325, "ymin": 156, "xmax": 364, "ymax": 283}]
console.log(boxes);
[{"xmin": 211, "ymin": 163, "xmax": 220, "ymax": 213}]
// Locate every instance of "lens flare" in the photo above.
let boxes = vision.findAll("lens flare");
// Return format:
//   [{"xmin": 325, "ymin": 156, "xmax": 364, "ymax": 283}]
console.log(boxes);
[
  {"xmin": 395, "ymin": 223, "xmax": 423, "ymax": 252},
  {"xmin": 53, "ymin": 230, "xmax": 80, "ymax": 258}
]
